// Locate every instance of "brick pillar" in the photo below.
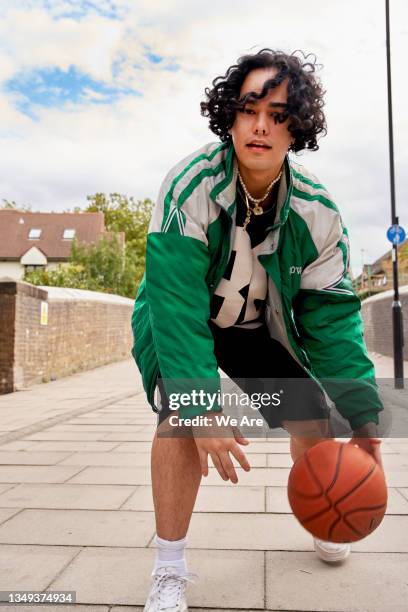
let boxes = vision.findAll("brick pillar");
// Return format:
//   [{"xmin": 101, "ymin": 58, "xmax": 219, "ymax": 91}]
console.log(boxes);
[
  {"xmin": 0, "ymin": 279, "xmax": 49, "ymax": 394},
  {"xmin": 0, "ymin": 279, "xmax": 16, "ymax": 393}
]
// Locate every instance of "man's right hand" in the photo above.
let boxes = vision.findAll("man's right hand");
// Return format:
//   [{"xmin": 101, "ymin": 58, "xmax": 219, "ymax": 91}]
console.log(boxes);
[{"xmin": 192, "ymin": 414, "xmax": 251, "ymax": 483}]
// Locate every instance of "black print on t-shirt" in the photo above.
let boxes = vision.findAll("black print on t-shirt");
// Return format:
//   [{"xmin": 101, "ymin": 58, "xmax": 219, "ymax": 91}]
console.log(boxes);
[{"xmin": 210, "ymin": 182, "xmax": 278, "ymax": 329}]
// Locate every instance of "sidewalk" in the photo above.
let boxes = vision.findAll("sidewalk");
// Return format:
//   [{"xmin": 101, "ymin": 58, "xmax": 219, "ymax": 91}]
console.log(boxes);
[{"xmin": 0, "ymin": 355, "xmax": 407, "ymax": 611}]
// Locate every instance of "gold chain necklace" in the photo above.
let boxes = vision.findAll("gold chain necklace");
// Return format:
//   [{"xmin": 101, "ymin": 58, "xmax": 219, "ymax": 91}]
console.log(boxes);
[{"xmin": 239, "ymin": 169, "xmax": 282, "ymax": 231}]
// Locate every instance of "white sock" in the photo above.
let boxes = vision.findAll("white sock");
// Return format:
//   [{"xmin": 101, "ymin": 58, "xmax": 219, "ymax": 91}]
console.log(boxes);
[{"xmin": 153, "ymin": 535, "xmax": 188, "ymax": 576}]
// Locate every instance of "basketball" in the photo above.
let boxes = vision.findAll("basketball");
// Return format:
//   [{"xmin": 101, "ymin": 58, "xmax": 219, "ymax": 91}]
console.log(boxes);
[{"xmin": 287, "ymin": 439, "xmax": 387, "ymax": 543}]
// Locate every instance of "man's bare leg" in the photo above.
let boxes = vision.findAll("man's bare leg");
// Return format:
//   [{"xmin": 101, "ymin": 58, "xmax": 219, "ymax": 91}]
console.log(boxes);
[
  {"xmin": 289, "ymin": 434, "xmax": 328, "ymax": 462},
  {"xmin": 284, "ymin": 418, "xmax": 352, "ymax": 560},
  {"xmin": 283, "ymin": 418, "xmax": 331, "ymax": 463},
  {"xmin": 151, "ymin": 424, "xmax": 202, "ymax": 540}
]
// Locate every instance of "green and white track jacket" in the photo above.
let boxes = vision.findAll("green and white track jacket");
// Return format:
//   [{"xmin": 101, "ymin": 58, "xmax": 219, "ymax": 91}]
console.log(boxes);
[{"xmin": 131, "ymin": 141, "xmax": 383, "ymax": 429}]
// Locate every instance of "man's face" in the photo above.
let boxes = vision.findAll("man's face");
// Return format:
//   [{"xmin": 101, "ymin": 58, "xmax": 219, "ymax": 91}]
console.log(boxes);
[{"xmin": 230, "ymin": 67, "xmax": 292, "ymax": 173}]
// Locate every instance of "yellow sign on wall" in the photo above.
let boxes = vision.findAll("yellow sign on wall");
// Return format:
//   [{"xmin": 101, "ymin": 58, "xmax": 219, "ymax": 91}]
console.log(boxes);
[{"xmin": 40, "ymin": 301, "xmax": 48, "ymax": 326}]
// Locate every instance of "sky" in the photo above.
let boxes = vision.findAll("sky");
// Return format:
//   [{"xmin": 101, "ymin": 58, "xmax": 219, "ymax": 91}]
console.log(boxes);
[{"xmin": 0, "ymin": 0, "xmax": 407, "ymax": 275}]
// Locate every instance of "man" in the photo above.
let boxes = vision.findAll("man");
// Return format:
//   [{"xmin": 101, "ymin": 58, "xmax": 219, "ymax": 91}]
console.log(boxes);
[{"xmin": 131, "ymin": 49, "xmax": 384, "ymax": 611}]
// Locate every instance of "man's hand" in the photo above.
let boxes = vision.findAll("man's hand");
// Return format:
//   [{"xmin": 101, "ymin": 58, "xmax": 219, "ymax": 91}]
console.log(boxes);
[
  {"xmin": 192, "ymin": 414, "xmax": 251, "ymax": 484},
  {"xmin": 348, "ymin": 422, "xmax": 383, "ymax": 471}
]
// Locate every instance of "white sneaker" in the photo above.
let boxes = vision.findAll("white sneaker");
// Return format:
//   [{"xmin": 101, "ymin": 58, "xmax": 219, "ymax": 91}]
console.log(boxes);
[
  {"xmin": 313, "ymin": 537, "xmax": 351, "ymax": 563},
  {"xmin": 143, "ymin": 566, "xmax": 197, "ymax": 611}
]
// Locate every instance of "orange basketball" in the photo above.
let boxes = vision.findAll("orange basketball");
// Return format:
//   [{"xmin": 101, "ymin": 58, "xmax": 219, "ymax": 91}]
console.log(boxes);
[{"xmin": 287, "ymin": 439, "xmax": 387, "ymax": 543}]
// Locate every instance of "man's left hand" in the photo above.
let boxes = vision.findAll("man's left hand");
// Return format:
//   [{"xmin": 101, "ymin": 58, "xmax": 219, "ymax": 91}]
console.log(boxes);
[{"xmin": 348, "ymin": 422, "xmax": 383, "ymax": 471}]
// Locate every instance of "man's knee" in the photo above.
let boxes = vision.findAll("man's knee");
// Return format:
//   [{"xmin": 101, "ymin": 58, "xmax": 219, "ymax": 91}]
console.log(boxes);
[{"xmin": 283, "ymin": 418, "xmax": 332, "ymax": 440}]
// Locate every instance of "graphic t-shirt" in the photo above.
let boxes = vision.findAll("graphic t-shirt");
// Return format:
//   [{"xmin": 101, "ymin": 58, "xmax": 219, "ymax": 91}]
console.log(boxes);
[{"xmin": 210, "ymin": 180, "xmax": 279, "ymax": 329}]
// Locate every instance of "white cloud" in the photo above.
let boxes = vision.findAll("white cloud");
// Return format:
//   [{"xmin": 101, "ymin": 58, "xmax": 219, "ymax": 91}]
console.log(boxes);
[
  {"xmin": 0, "ymin": 0, "xmax": 407, "ymax": 276},
  {"xmin": 0, "ymin": 7, "xmax": 123, "ymax": 82}
]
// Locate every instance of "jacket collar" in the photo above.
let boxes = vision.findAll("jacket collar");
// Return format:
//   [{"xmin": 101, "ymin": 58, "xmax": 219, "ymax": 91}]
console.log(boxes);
[{"xmin": 211, "ymin": 142, "xmax": 293, "ymax": 229}]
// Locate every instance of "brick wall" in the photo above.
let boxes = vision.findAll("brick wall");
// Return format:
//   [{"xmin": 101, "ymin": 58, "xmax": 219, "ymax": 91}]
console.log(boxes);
[
  {"xmin": 361, "ymin": 286, "xmax": 408, "ymax": 359},
  {"xmin": 2, "ymin": 279, "xmax": 404, "ymax": 395},
  {"xmin": 0, "ymin": 280, "xmax": 134, "ymax": 393}
]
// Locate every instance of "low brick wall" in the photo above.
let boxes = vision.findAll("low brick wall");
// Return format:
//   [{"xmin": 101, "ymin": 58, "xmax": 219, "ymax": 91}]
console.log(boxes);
[
  {"xmin": 361, "ymin": 285, "xmax": 408, "ymax": 360},
  {"xmin": 0, "ymin": 279, "xmax": 134, "ymax": 394}
]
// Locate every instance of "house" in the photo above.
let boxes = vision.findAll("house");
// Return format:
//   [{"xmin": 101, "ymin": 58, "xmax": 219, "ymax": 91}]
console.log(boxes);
[
  {"xmin": 0, "ymin": 210, "xmax": 123, "ymax": 280},
  {"xmin": 354, "ymin": 238, "xmax": 408, "ymax": 294}
]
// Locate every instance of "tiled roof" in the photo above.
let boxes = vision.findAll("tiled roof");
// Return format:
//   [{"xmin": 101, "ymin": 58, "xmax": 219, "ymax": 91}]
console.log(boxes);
[{"xmin": 0, "ymin": 210, "xmax": 106, "ymax": 260}]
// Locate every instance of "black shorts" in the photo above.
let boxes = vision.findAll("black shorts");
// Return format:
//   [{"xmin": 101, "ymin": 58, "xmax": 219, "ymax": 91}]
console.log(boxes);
[{"xmin": 155, "ymin": 321, "xmax": 330, "ymax": 431}]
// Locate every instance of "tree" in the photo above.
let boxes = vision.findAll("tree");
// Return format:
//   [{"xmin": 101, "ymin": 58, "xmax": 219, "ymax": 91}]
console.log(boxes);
[
  {"xmin": 83, "ymin": 193, "xmax": 152, "ymax": 264},
  {"xmin": 24, "ymin": 193, "xmax": 153, "ymax": 297},
  {"xmin": 24, "ymin": 234, "xmax": 141, "ymax": 297},
  {"xmin": 1, "ymin": 199, "xmax": 32, "ymax": 211},
  {"xmin": 83, "ymin": 193, "xmax": 153, "ymax": 295}
]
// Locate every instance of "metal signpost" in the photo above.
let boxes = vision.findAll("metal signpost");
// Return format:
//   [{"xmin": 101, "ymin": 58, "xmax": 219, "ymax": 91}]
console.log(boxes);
[{"xmin": 385, "ymin": 0, "xmax": 404, "ymax": 388}]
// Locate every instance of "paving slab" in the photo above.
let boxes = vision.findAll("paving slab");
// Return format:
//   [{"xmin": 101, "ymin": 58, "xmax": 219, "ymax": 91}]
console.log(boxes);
[
  {"xmin": 203, "ymin": 467, "xmax": 291, "ymax": 487},
  {"xmin": 0, "ymin": 508, "xmax": 21, "ymax": 524},
  {"xmin": 386, "ymin": 487, "xmax": 408, "ymax": 513},
  {"xmin": 232, "ymin": 453, "xmax": 267, "ymax": 467},
  {"xmin": 6, "ymin": 441, "xmax": 122, "ymax": 452},
  {"xmin": 0, "ymin": 451, "xmax": 74, "ymax": 465},
  {"xmin": 68, "ymin": 418, "xmax": 139, "ymax": 424},
  {"xmin": 266, "ymin": 453, "xmax": 293, "ymax": 467},
  {"xmin": 266, "ymin": 487, "xmax": 292, "ymax": 513},
  {"xmin": 175, "ymin": 512, "xmax": 312, "ymax": 550},
  {"xmin": 111, "ymin": 442, "xmax": 153, "ymax": 453},
  {"xmin": 111, "ymin": 609, "xmax": 248, "ymax": 612},
  {"xmin": 122, "ymin": 485, "xmax": 265, "ymax": 513},
  {"xmin": 231, "ymin": 467, "xmax": 408, "ymax": 491},
  {"xmin": 185, "ymin": 512, "xmax": 408, "ymax": 552},
  {"xmin": 387, "ymin": 443, "xmax": 408, "ymax": 452},
  {"xmin": 111, "ymin": 441, "xmax": 281, "ymax": 456},
  {"xmin": 56, "ymin": 451, "xmax": 269, "ymax": 469},
  {"xmin": 0, "ymin": 544, "xmax": 81, "ymax": 592},
  {"xmin": 0, "ymin": 509, "xmax": 155, "ymax": 547},
  {"xmin": 0, "ymin": 354, "xmax": 405, "ymax": 610},
  {"xmin": 265, "ymin": 551, "xmax": 408, "ymax": 611},
  {"xmin": 136, "ymin": 425, "xmax": 156, "ymax": 433},
  {"xmin": 383, "ymin": 470, "xmax": 408, "ymax": 487},
  {"xmin": 265, "ymin": 486, "xmax": 408, "ymax": 515},
  {"xmin": 382, "ymin": 453, "xmax": 408, "ymax": 468},
  {"xmin": 0, "ymin": 607, "xmax": 109, "ymax": 612},
  {"xmin": 49, "ymin": 547, "xmax": 264, "ymax": 609},
  {"xmin": 66, "ymin": 466, "xmax": 151, "ymax": 485},
  {"xmin": 24, "ymin": 432, "xmax": 113, "ymax": 441},
  {"xmin": 57, "ymin": 452, "xmax": 152, "ymax": 467},
  {"xmin": 112, "ymin": 609, "xmax": 258, "ymax": 612},
  {"xmin": 100, "ymin": 432, "xmax": 157, "ymax": 441},
  {"xmin": 110, "ymin": 607, "xmax": 143, "ymax": 611},
  {"xmin": 399, "ymin": 487, "xmax": 408, "ymax": 501},
  {"xmin": 0, "ymin": 483, "xmax": 136, "ymax": 510},
  {"xmin": 48, "ymin": 423, "xmax": 144, "ymax": 431},
  {"xmin": 0, "ymin": 465, "xmax": 84, "ymax": 483},
  {"xmin": 352, "ymin": 515, "xmax": 408, "ymax": 552},
  {"xmin": 0, "ymin": 365, "xmax": 142, "ymax": 446},
  {"xmin": 0, "ymin": 441, "xmax": 36, "ymax": 450},
  {"xmin": 63, "ymin": 463, "xmax": 408, "ymax": 488}
]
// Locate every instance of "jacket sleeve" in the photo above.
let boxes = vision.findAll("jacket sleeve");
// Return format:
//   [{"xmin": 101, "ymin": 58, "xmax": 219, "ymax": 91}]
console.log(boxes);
[
  {"xmin": 293, "ymin": 211, "xmax": 384, "ymax": 430},
  {"xmin": 144, "ymin": 174, "xmax": 222, "ymax": 419}
]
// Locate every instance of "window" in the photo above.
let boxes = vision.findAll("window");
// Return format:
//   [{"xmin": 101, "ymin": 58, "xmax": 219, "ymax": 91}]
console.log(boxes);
[
  {"xmin": 63, "ymin": 229, "xmax": 76, "ymax": 239},
  {"xmin": 24, "ymin": 265, "xmax": 45, "ymax": 273},
  {"xmin": 28, "ymin": 228, "xmax": 42, "ymax": 239}
]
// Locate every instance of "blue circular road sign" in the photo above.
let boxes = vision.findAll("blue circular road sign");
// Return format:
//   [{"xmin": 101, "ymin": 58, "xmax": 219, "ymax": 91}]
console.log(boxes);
[{"xmin": 387, "ymin": 224, "xmax": 406, "ymax": 245}]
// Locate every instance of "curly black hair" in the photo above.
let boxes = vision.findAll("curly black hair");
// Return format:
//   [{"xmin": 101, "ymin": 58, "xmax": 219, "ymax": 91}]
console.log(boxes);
[{"xmin": 200, "ymin": 49, "xmax": 327, "ymax": 152}]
